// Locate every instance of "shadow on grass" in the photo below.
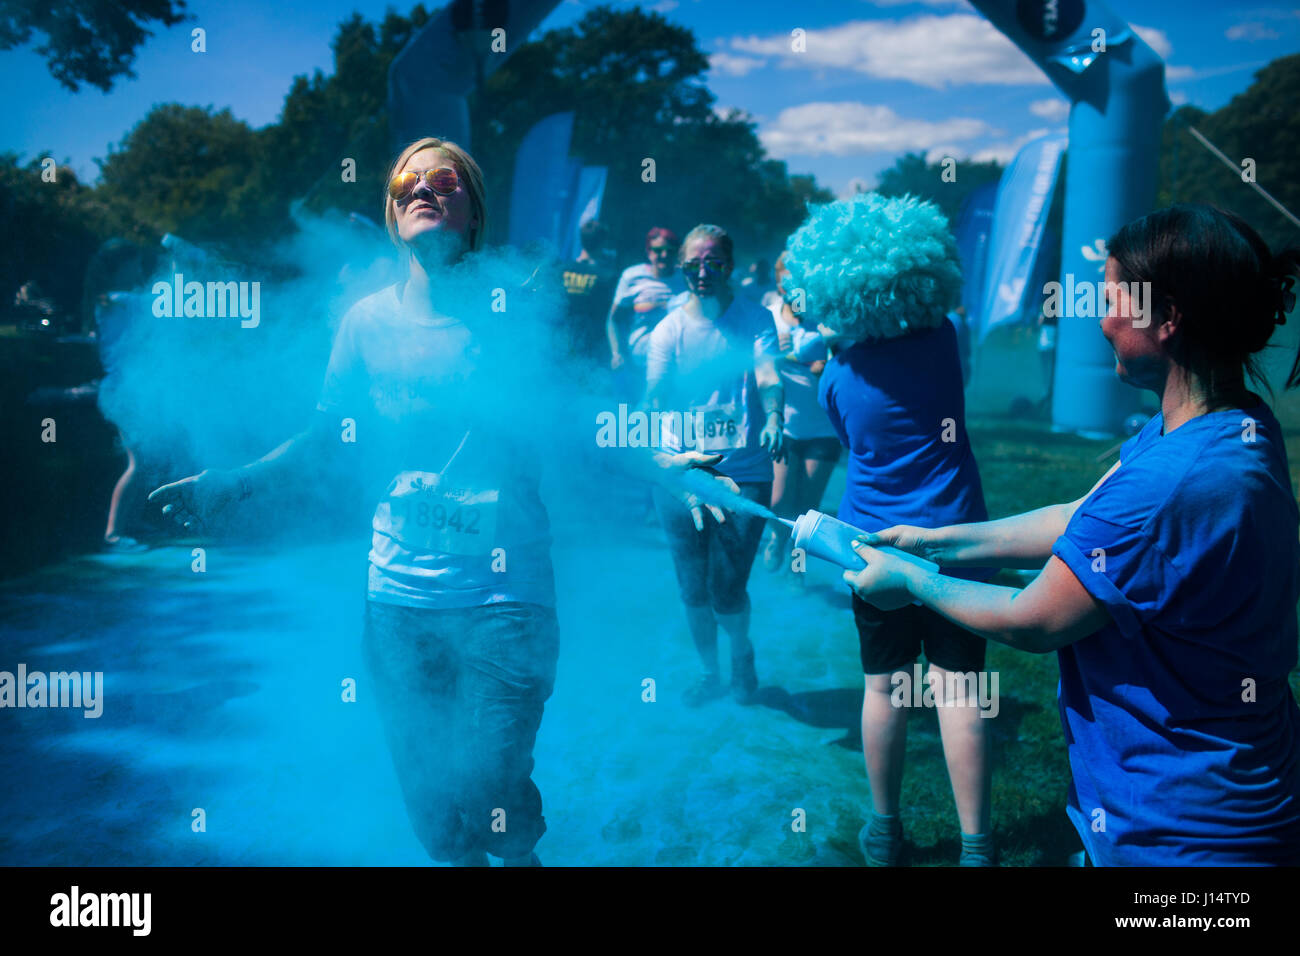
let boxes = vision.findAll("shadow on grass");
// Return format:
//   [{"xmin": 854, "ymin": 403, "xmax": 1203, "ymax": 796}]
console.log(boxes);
[
  {"xmin": 757, "ymin": 686, "xmax": 861, "ymax": 749},
  {"xmin": 0, "ymin": 555, "xmax": 325, "ymax": 865}
]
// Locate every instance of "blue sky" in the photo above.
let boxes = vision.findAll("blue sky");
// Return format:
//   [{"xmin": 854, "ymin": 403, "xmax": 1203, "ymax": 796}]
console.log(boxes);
[{"xmin": 2, "ymin": 0, "xmax": 1297, "ymax": 196}]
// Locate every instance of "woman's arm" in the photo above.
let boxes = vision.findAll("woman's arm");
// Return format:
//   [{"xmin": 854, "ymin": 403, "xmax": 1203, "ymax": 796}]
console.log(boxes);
[
  {"xmin": 755, "ymin": 356, "xmax": 784, "ymax": 458},
  {"xmin": 148, "ymin": 415, "xmax": 334, "ymax": 529},
  {"xmin": 845, "ymin": 545, "xmax": 1110, "ymax": 654},
  {"xmin": 606, "ymin": 300, "xmax": 626, "ymax": 369},
  {"xmin": 865, "ymin": 461, "xmax": 1122, "ymax": 569}
]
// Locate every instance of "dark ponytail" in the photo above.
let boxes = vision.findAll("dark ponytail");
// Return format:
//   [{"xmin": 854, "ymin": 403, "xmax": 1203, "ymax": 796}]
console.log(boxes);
[{"xmin": 1106, "ymin": 204, "xmax": 1299, "ymax": 403}]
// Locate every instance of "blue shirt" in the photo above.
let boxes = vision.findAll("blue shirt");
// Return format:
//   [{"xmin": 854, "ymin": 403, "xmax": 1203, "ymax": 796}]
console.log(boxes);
[
  {"xmin": 818, "ymin": 320, "xmax": 989, "ymax": 578},
  {"xmin": 1053, "ymin": 404, "xmax": 1300, "ymax": 865}
]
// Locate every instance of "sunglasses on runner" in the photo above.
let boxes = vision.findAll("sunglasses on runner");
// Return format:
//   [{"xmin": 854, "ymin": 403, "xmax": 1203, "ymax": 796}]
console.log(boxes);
[
  {"xmin": 682, "ymin": 257, "xmax": 728, "ymax": 275},
  {"xmin": 388, "ymin": 166, "xmax": 459, "ymax": 201}
]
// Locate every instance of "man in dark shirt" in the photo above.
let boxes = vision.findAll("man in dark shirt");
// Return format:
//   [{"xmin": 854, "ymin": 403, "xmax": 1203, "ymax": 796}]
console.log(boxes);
[{"xmin": 561, "ymin": 219, "xmax": 618, "ymax": 365}]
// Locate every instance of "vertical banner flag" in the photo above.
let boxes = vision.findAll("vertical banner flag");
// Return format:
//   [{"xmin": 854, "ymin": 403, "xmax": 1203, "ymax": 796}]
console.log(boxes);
[
  {"xmin": 952, "ymin": 181, "xmax": 997, "ymax": 339},
  {"xmin": 508, "ymin": 112, "xmax": 577, "ymax": 250},
  {"xmin": 978, "ymin": 135, "xmax": 1066, "ymax": 341},
  {"xmin": 564, "ymin": 166, "xmax": 609, "ymax": 260}
]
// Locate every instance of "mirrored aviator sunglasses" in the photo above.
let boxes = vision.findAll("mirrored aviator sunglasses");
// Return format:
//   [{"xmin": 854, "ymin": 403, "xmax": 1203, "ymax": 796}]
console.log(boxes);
[
  {"xmin": 683, "ymin": 257, "xmax": 727, "ymax": 275},
  {"xmin": 388, "ymin": 166, "xmax": 459, "ymax": 201}
]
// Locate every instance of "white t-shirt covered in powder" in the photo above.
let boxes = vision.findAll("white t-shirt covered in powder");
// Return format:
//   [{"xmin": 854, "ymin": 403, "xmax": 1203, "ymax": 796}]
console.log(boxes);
[
  {"xmin": 611, "ymin": 263, "xmax": 688, "ymax": 360},
  {"xmin": 645, "ymin": 293, "xmax": 780, "ymax": 484},
  {"xmin": 317, "ymin": 284, "xmax": 555, "ymax": 610},
  {"xmin": 768, "ymin": 302, "xmax": 837, "ymax": 442}
]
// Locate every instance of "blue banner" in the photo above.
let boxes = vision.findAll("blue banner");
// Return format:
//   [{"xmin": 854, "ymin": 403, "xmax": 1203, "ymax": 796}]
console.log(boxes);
[
  {"xmin": 978, "ymin": 134, "xmax": 1065, "ymax": 341},
  {"xmin": 388, "ymin": 0, "xmax": 562, "ymax": 149},
  {"xmin": 952, "ymin": 180, "xmax": 997, "ymax": 339},
  {"xmin": 508, "ymin": 113, "xmax": 578, "ymax": 251},
  {"xmin": 563, "ymin": 166, "xmax": 609, "ymax": 259}
]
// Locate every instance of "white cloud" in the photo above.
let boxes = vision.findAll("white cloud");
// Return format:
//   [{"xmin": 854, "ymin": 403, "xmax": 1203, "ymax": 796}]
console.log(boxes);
[
  {"xmin": 1130, "ymin": 25, "xmax": 1199, "ymax": 82},
  {"xmin": 923, "ymin": 144, "xmax": 964, "ymax": 164},
  {"xmin": 713, "ymin": 104, "xmax": 760, "ymax": 123},
  {"xmin": 757, "ymin": 101, "xmax": 996, "ymax": 158},
  {"xmin": 709, "ymin": 51, "xmax": 765, "ymax": 77},
  {"xmin": 966, "ymin": 128, "xmax": 1053, "ymax": 165},
  {"xmin": 926, "ymin": 130, "xmax": 1059, "ymax": 166},
  {"xmin": 728, "ymin": 15, "xmax": 1046, "ymax": 89},
  {"xmin": 1131, "ymin": 24, "xmax": 1173, "ymax": 59},
  {"xmin": 843, "ymin": 176, "xmax": 872, "ymax": 199},
  {"xmin": 649, "ymin": 0, "xmax": 679, "ymax": 11},
  {"xmin": 1170, "ymin": 91, "xmax": 1189, "ymax": 105},
  {"xmin": 1029, "ymin": 98, "xmax": 1070, "ymax": 122},
  {"xmin": 1227, "ymin": 22, "xmax": 1281, "ymax": 41}
]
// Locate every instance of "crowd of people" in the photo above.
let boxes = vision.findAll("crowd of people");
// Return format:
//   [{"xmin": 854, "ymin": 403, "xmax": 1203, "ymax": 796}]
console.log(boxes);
[{"xmin": 133, "ymin": 135, "xmax": 1299, "ymax": 868}]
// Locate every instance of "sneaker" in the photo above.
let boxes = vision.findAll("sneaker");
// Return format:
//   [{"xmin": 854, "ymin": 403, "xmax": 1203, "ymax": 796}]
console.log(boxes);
[
  {"xmin": 682, "ymin": 673, "xmax": 727, "ymax": 707},
  {"xmin": 731, "ymin": 656, "xmax": 758, "ymax": 705},
  {"xmin": 959, "ymin": 832, "xmax": 998, "ymax": 867},
  {"xmin": 859, "ymin": 813, "xmax": 903, "ymax": 867},
  {"xmin": 103, "ymin": 535, "xmax": 149, "ymax": 553}
]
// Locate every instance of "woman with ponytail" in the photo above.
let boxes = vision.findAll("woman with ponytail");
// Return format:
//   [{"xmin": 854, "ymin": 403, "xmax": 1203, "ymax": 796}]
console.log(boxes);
[{"xmin": 847, "ymin": 203, "xmax": 1300, "ymax": 865}]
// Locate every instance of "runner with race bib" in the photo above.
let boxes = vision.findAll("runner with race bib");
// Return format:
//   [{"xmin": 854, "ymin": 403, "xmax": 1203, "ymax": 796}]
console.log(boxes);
[{"xmin": 645, "ymin": 224, "xmax": 784, "ymax": 707}]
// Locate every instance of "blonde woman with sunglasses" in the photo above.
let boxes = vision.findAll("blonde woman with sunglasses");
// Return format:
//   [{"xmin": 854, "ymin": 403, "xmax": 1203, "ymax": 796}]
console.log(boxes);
[
  {"xmin": 151, "ymin": 137, "xmax": 559, "ymax": 867},
  {"xmin": 150, "ymin": 138, "xmax": 732, "ymax": 867}
]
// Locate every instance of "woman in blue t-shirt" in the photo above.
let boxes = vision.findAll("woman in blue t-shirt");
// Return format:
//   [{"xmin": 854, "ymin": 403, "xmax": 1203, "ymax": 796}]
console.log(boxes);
[{"xmin": 847, "ymin": 204, "xmax": 1300, "ymax": 865}]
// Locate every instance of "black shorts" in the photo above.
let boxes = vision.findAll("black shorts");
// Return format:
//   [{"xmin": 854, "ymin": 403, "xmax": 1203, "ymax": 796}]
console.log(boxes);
[
  {"xmin": 852, "ymin": 594, "xmax": 986, "ymax": 674},
  {"xmin": 653, "ymin": 481, "xmax": 771, "ymax": 615},
  {"xmin": 783, "ymin": 436, "xmax": 841, "ymax": 462}
]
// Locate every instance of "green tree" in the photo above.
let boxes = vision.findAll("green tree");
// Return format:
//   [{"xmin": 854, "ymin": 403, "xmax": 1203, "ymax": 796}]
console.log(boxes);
[
  {"xmin": 1159, "ymin": 55, "xmax": 1300, "ymax": 252},
  {"xmin": 875, "ymin": 151, "xmax": 1005, "ymax": 226},
  {"xmin": 0, "ymin": 0, "xmax": 188, "ymax": 92},
  {"xmin": 95, "ymin": 104, "xmax": 279, "ymax": 248},
  {"xmin": 262, "ymin": 7, "xmax": 432, "ymax": 219},
  {"xmin": 0, "ymin": 153, "xmax": 125, "ymax": 317},
  {"xmin": 471, "ymin": 5, "xmax": 832, "ymax": 261}
]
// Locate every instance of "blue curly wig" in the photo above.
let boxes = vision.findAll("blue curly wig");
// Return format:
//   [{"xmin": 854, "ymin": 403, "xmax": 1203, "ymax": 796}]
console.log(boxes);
[{"xmin": 783, "ymin": 192, "xmax": 962, "ymax": 342}]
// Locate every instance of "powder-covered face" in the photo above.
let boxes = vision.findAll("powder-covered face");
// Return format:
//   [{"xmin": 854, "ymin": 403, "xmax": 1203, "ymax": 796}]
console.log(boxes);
[
  {"xmin": 647, "ymin": 238, "xmax": 678, "ymax": 279},
  {"xmin": 681, "ymin": 236, "xmax": 732, "ymax": 299},
  {"xmin": 393, "ymin": 148, "xmax": 478, "ymax": 252}
]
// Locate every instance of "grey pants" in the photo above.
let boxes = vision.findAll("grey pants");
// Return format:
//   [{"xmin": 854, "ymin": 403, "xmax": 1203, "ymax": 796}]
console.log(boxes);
[{"xmin": 363, "ymin": 599, "xmax": 559, "ymax": 862}]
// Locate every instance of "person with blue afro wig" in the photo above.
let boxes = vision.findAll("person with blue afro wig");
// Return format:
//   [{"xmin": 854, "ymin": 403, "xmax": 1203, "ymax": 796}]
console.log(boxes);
[
  {"xmin": 787, "ymin": 191, "xmax": 997, "ymax": 866},
  {"xmin": 784, "ymin": 192, "xmax": 963, "ymax": 344}
]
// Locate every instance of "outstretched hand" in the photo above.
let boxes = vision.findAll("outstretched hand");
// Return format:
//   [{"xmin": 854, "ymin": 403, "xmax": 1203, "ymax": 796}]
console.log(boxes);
[
  {"xmin": 759, "ymin": 417, "xmax": 786, "ymax": 462},
  {"xmin": 147, "ymin": 469, "xmax": 242, "ymax": 534},
  {"xmin": 657, "ymin": 451, "xmax": 741, "ymax": 531}
]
